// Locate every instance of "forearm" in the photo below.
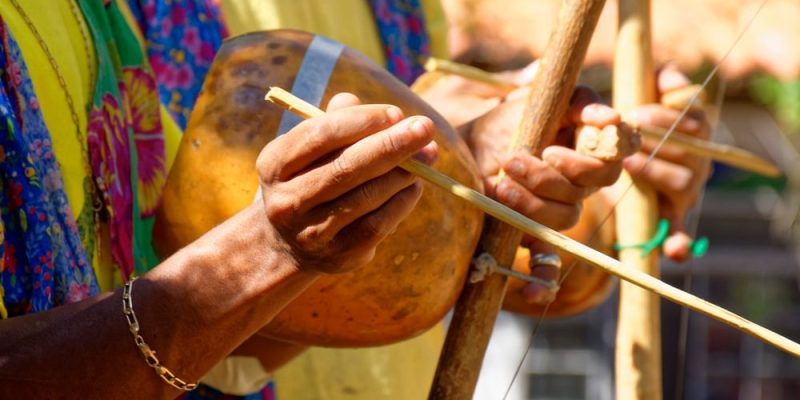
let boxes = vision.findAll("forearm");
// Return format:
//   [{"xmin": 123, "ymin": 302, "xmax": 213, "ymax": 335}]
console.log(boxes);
[{"xmin": 0, "ymin": 203, "xmax": 319, "ymax": 399}]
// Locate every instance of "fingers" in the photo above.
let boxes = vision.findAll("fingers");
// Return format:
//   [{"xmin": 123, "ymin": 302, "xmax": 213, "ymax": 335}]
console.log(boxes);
[
  {"xmin": 542, "ymin": 146, "xmax": 623, "ymax": 188},
  {"xmin": 492, "ymin": 147, "xmax": 623, "ymax": 231},
  {"xmin": 623, "ymin": 152, "xmax": 705, "ymax": 263},
  {"xmin": 333, "ymin": 182, "xmax": 424, "ymax": 269},
  {"xmin": 493, "ymin": 178, "xmax": 581, "ymax": 230},
  {"xmin": 563, "ymin": 86, "xmax": 605, "ymax": 126},
  {"xmin": 257, "ymin": 94, "xmax": 437, "ymax": 274},
  {"xmin": 522, "ymin": 241, "xmax": 561, "ymax": 304},
  {"xmin": 501, "ymin": 152, "xmax": 591, "ymax": 205},
  {"xmin": 326, "ymin": 92, "xmax": 362, "ymax": 111},
  {"xmin": 663, "ymin": 231, "xmax": 693, "ymax": 263},
  {"xmin": 297, "ymin": 168, "xmax": 418, "ymax": 243},
  {"xmin": 288, "ymin": 116, "xmax": 435, "ymax": 211},
  {"xmin": 521, "ymin": 264, "xmax": 560, "ymax": 304},
  {"xmin": 625, "ymin": 104, "xmax": 708, "ymax": 139},
  {"xmin": 657, "ymin": 63, "xmax": 692, "ymax": 94},
  {"xmin": 258, "ymin": 104, "xmax": 405, "ymax": 181},
  {"xmin": 623, "ymin": 153, "xmax": 698, "ymax": 209}
]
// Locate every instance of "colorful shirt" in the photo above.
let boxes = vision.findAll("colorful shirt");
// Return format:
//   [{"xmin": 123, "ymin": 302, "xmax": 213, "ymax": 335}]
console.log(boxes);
[
  {"xmin": 0, "ymin": 0, "xmax": 170, "ymax": 314},
  {"xmin": 219, "ymin": 0, "xmax": 448, "ymax": 85},
  {"xmin": 0, "ymin": 17, "xmax": 98, "ymax": 317},
  {"xmin": 127, "ymin": 0, "xmax": 227, "ymax": 129}
]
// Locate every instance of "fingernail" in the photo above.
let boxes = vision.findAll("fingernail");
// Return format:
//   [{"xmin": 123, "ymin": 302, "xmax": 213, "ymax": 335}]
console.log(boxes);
[
  {"xmin": 543, "ymin": 152, "xmax": 558, "ymax": 167},
  {"xmin": 630, "ymin": 109, "xmax": 655, "ymax": 127},
  {"xmin": 623, "ymin": 156, "xmax": 640, "ymax": 171},
  {"xmin": 504, "ymin": 185, "xmax": 520, "ymax": 203},
  {"xmin": 507, "ymin": 159, "xmax": 524, "ymax": 176},
  {"xmin": 585, "ymin": 104, "xmax": 618, "ymax": 124},
  {"xmin": 683, "ymin": 118, "xmax": 700, "ymax": 131},
  {"xmin": 409, "ymin": 118, "xmax": 430, "ymax": 135},
  {"xmin": 386, "ymin": 106, "xmax": 403, "ymax": 123}
]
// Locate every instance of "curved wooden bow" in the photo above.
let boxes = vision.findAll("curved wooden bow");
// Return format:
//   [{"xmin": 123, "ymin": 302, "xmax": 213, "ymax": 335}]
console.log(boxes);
[{"xmin": 428, "ymin": 1, "xmax": 608, "ymax": 398}]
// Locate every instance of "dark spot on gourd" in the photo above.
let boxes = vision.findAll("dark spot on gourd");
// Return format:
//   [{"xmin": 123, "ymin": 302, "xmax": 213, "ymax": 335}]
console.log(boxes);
[
  {"xmin": 231, "ymin": 61, "xmax": 261, "ymax": 78},
  {"xmin": 272, "ymin": 55, "xmax": 287, "ymax": 65}
]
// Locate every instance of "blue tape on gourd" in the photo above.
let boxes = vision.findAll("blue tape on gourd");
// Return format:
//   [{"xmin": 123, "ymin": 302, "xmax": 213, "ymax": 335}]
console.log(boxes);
[{"xmin": 277, "ymin": 35, "xmax": 345, "ymax": 136}]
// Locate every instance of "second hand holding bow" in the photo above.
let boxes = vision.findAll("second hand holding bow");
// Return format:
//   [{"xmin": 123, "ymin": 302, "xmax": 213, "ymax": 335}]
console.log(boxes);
[{"xmin": 264, "ymin": 86, "xmax": 800, "ymax": 359}]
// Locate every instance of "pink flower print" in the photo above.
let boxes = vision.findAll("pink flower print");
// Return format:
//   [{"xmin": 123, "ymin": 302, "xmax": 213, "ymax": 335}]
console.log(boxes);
[
  {"xmin": 183, "ymin": 27, "xmax": 201, "ymax": 53},
  {"xmin": 67, "ymin": 282, "xmax": 92, "ymax": 303},
  {"xmin": 171, "ymin": 5, "xmax": 187, "ymax": 26},
  {"xmin": 143, "ymin": 0, "xmax": 156, "ymax": 19},
  {"xmin": 160, "ymin": 18, "xmax": 173, "ymax": 38},
  {"xmin": 122, "ymin": 67, "xmax": 166, "ymax": 217},
  {"xmin": 7, "ymin": 61, "xmax": 21, "ymax": 86},
  {"xmin": 87, "ymin": 93, "xmax": 134, "ymax": 278},
  {"xmin": 10, "ymin": 182, "xmax": 23, "ymax": 208},
  {"xmin": 4, "ymin": 244, "xmax": 16, "ymax": 274},
  {"xmin": 150, "ymin": 54, "xmax": 169, "ymax": 78},
  {"xmin": 408, "ymin": 16, "xmax": 423, "ymax": 34},
  {"xmin": 170, "ymin": 63, "xmax": 195, "ymax": 90},
  {"xmin": 198, "ymin": 42, "xmax": 216, "ymax": 63},
  {"xmin": 375, "ymin": 0, "xmax": 391, "ymax": 21},
  {"xmin": 391, "ymin": 54, "xmax": 410, "ymax": 79}
]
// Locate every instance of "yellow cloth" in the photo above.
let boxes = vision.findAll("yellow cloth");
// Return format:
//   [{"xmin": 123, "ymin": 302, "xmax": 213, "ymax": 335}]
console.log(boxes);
[
  {"xmin": 219, "ymin": 0, "xmax": 449, "ymax": 66},
  {"xmin": 274, "ymin": 324, "xmax": 445, "ymax": 400},
  {"xmin": 0, "ymin": 0, "xmax": 183, "ymax": 292}
]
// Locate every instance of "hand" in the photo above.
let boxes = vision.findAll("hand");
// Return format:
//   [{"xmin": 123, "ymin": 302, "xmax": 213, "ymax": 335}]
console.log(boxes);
[
  {"xmin": 416, "ymin": 61, "xmax": 539, "ymax": 127},
  {"xmin": 466, "ymin": 86, "xmax": 627, "ymax": 304},
  {"xmin": 617, "ymin": 65, "xmax": 712, "ymax": 262},
  {"xmin": 468, "ymin": 86, "xmax": 624, "ymax": 231},
  {"xmin": 256, "ymin": 93, "xmax": 437, "ymax": 274}
]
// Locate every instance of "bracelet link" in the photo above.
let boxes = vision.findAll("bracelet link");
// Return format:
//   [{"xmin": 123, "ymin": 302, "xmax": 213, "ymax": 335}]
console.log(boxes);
[{"xmin": 123, "ymin": 278, "xmax": 197, "ymax": 391}]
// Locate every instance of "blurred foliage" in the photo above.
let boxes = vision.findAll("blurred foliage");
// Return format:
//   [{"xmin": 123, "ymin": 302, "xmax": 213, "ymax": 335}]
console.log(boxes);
[
  {"xmin": 749, "ymin": 74, "xmax": 800, "ymax": 134},
  {"xmin": 707, "ymin": 163, "xmax": 786, "ymax": 191},
  {"xmin": 731, "ymin": 277, "xmax": 793, "ymax": 323}
]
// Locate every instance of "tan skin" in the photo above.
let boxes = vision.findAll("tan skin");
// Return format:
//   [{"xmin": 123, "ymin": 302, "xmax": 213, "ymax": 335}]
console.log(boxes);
[
  {"xmin": 420, "ymin": 63, "xmax": 710, "ymax": 303},
  {"xmin": 238, "ymin": 68, "xmax": 711, "ymax": 372},
  {"xmin": 238, "ymin": 85, "xmax": 631, "ymax": 372},
  {"xmin": 0, "ymin": 93, "xmax": 438, "ymax": 399}
]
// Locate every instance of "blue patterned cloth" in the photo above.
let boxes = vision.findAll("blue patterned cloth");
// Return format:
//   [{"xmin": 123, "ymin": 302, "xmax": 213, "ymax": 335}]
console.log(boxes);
[
  {"xmin": 127, "ymin": 0, "xmax": 227, "ymax": 129},
  {"xmin": 0, "ymin": 19, "xmax": 98, "ymax": 316},
  {"xmin": 367, "ymin": 0, "xmax": 432, "ymax": 85}
]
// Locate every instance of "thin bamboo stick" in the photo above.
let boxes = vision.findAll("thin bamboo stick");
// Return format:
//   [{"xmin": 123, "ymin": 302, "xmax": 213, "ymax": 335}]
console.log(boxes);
[
  {"xmin": 632, "ymin": 122, "xmax": 781, "ymax": 177},
  {"xmin": 424, "ymin": 57, "xmax": 782, "ymax": 178},
  {"xmin": 264, "ymin": 86, "xmax": 800, "ymax": 359},
  {"xmin": 424, "ymin": 58, "xmax": 518, "ymax": 91}
]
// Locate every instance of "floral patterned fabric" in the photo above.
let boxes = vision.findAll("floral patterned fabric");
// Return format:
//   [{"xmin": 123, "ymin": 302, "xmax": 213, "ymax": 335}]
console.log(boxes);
[
  {"xmin": 0, "ymin": 18, "xmax": 98, "ymax": 317},
  {"xmin": 180, "ymin": 382, "xmax": 276, "ymax": 400},
  {"xmin": 78, "ymin": 0, "xmax": 166, "ymax": 278},
  {"xmin": 127, "ymin": 0, "xmax": 227, "ymax": 129},
  {"xmin": 367, "ymin": 0, "xmax": 432, "ymax": 85}
]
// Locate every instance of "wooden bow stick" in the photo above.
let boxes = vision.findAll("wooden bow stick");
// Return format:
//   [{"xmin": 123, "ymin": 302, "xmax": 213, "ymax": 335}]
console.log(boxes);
[
  {"xmin": 613, "ymin": 1, "xmax": 662, "ymax": 398},
  {"xmin": 264, "ymin": 84, "xmax": 800, "ymax": 362},
  {"xmin": 431, "ymin": 1, "xmax": 608, "ymax": 397},
  {"xmin": 424, "ymin": 59, "xmax": 782, "ymax": 178}
]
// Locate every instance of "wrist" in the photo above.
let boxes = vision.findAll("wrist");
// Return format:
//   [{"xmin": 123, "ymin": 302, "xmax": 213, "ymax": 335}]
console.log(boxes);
[{"xmin": 150, "ymin": 202, "xmax": 320, "ymax": 331}]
